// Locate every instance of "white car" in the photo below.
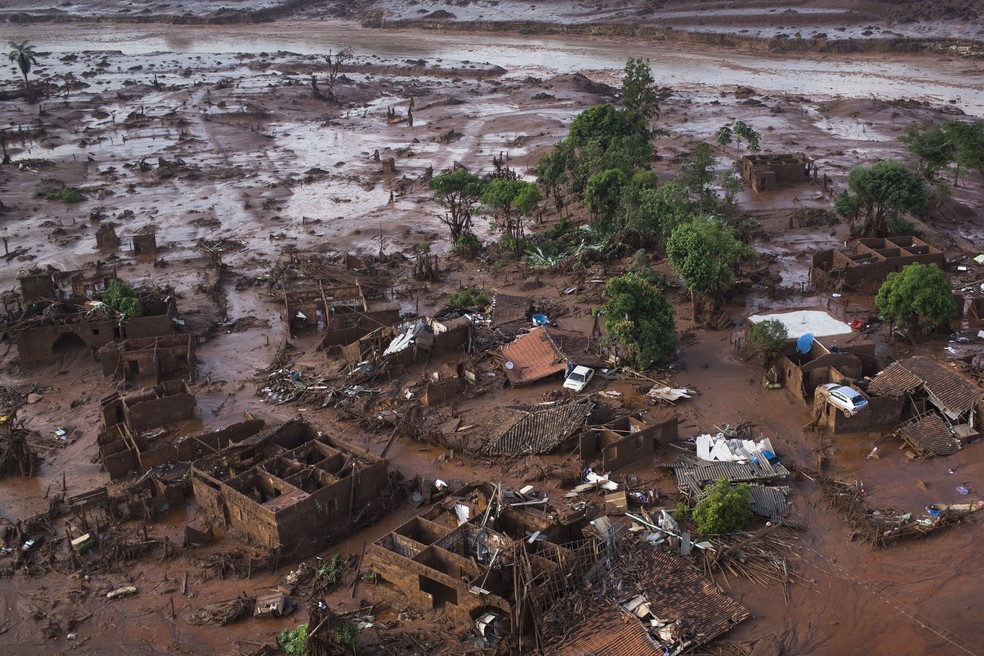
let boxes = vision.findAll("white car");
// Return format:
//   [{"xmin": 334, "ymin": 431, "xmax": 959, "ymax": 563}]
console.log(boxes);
[
  {"xmin": 822, "ymin": 383, "xmax": 869, "ymax": 417},
  {"xmin": 563, "ymin": 365, "xmax": 595, "ymax": 392}
]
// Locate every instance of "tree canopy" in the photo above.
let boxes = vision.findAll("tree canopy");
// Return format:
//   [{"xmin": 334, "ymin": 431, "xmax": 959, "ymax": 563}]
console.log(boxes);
[
  {"xmin": 692, "ymin": 479, "xmax": 753, "ymax": 535},
  {"xmin": 481, "ymin": 178, "xmax": 540, "ymax": 248},
  {"xmin": 601, "ymin": 272, "xmax": 676, "ymax": 369},
  {"xmin": 875, "ymin": 262, "xmax": 955, "ymax": 341},
  {"xmin": 8, "ymin": 40, "xmax": 39, "ymax": 103},
  {"xmin": 428, "ymin": 168, "xmax": 483, "ymax": 243},
  {"xmin": 902, "ymin": 119, "xmax": 984, "ymax": 186},
  {"xmin": 620, "ymin": 57, "xmax": 659, "ymax": 128},
  {"xmin": 748, "ymin": 318, "xmax": 788, "ymax": 363},
  {"xmin": 834, "ymin": 160, "xmax": 927, "ymax": 237},
  {"xmin": 666, "ymin": 216, "xmax": 752, "ymax": 320}
]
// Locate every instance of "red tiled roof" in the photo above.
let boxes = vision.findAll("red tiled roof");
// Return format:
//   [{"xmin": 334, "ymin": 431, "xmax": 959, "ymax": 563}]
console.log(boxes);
[
  {"xmin": 552, "ymin": 605, "xmax": 661, "ymax": 656},
  {"xmin": 500, "ymin": 326, "xmax": 567, "ymax": 385}
]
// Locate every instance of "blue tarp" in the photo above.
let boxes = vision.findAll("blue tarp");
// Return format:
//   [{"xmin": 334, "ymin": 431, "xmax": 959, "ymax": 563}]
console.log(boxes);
[{"xmin": 796, "ymin": 332, "xmax": 814, "ymax": 355}]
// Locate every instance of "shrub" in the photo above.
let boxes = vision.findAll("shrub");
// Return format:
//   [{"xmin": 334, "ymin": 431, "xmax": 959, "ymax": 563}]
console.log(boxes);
[
  {"xmin": 277, "ymin": 624, "xmax": 308, "ymax": 656},
  {"xmin": 748, "ymin": 319, "xmax": 788, "ymax": 360},
  {"xmin": 335, "ymin": 623, "xmax": 360, "ymax": 653},
  {"xmin": 451, "ymin": 232, "xmax": 481, "ymax": 259},
  {"xmin": 104, "ymin": 279, "xmax": 142, "ymax": 319},
  {"xmin": 692, "ymin": 478, "xmax": 752, "ymax": 535},
  {"xmin": 447, "ymin": 287, "xmax": 490, "ymax": 311},
  {"xmin": 34, "ymin": 181, "xmax": 85, "ymax": 203},
  {"xmin": 317, "ymin": 554, "xmax": 344, "ymax": 585}
]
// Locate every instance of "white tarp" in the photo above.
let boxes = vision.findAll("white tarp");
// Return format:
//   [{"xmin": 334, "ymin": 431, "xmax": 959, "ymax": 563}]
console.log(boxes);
[{"xmin": 696, "ymin": 433, "xmax": 775, "ymax": 463}]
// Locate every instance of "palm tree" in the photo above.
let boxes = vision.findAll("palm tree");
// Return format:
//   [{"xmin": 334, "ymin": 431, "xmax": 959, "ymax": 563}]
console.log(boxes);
[{"xmin": 8, "ymin": 40, "xmax": 39, "ymax": 103}]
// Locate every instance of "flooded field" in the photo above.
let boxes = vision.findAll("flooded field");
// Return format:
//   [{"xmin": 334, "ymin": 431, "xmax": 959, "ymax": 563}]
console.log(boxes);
[{"xmin": 2, "ymin": 8, "xmax": 984, "ymax": 656}]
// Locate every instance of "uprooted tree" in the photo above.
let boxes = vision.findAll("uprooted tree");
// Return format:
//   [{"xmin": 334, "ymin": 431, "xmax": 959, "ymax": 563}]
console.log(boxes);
[
  {"xmin": 601, "ymin": 272, "xmax": 676, "ymax": 370},
  {"xmin": 834, "ymin": 160, "xmax": 927, "ymax": 237},
  {"xmin": 875, "ymin": 262, "xmax": 955, "ymax": 342}
]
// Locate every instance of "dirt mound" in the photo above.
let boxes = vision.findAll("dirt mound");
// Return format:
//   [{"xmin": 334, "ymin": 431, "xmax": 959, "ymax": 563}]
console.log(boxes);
[
  {"xmin": 926, "ymin": 195, "xmax": 981, "ymax": 225},
  {"xmin": 817, "ymin": 98, "xmax": 893, "ymax": 118},
  {"xmin": 544, "ymin": 73, "xmax": 617, "ymax": 98}
]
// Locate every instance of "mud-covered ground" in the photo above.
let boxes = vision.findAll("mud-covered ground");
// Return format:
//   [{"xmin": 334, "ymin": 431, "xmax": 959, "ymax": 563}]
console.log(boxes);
[{"xmin": 2, "ymin": 6, "xmax": 984, "ymax": 656}]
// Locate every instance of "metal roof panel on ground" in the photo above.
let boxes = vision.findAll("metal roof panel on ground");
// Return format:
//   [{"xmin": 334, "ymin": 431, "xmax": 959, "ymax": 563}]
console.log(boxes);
[
  {"xmin": 668, "ymin": 459, "xmax": 790, "ymax": 494},
  {"xmin": 897, "ymin": 412, "xmax": 962, "ymax": 457}
]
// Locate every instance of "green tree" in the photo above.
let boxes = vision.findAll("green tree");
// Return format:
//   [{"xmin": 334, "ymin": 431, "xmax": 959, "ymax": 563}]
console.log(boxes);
[
  {"xmin": 834, "ymin": 160, "xmax": 927, "ymax": 237},
  {"xmin": 945, "ymin": 120, "xmax": 984, "ymax": 187},
  {"xmin": 630, "ymin": 180, "xmax": 693, "ymax": 248},
  {"xmin": 733, "ymin": 120, "xmax": 761, "ymax": 160},
  {"xmin": 901, "ymin": 122, "xmax": 953, "ymax": 181},
  {"xmin": 428, "ymin": 168, "xmax": 483, "ymax": 243},
  {"xmin": 601, "ymin": 272, "xmax": 676, "ymax": 369},
  {"xmin": 105, "ymin": 279, "xmax": 143, "ymax": 320},
  {"xmin": 585, "ymin": 168, "xmax": 628, "ymax": 232},
  {"xmin": 481, "ymin": 178, "xmax": 540, "ymax": 244},
  {"xmin": 716, "ymin": 125, "xmax": 733, "ymax": 153},
  {"xmin": 677, "ymin": 143, "xmax": 717, "ymax": 211},
  {"xmin": 8, "ymin": 40, "xmax": 39, "ymax": 103},
  {"xmin": 692, "ymin": 479, "xmax": 753, "ymax": 535},
  {"xmin": 748, "ymin": 318, "xmax": 789, "ymax": 364},
  {"xmin": 629, "ymin": 249, "xmax": 658, "ymax": 284},
  {"xmin": 875, "ymin": 262, "xmax": 955, "ymax": 342},
  {"xmin": 666, "ymin": 216, "xmax": 751, "ymax": 321},
  {"xmin": 535, "ymin": 139, "xmax": 575, "ymax": 214},
  {"xmin": 620, "ymin": 57, "xmax": 659, "ymax": 129}
]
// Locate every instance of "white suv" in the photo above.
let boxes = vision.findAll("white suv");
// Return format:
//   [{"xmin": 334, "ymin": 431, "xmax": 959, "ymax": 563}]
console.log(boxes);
[{"xmin": 822, "ymin": 383, "xmax": 869, "ymax": 417}]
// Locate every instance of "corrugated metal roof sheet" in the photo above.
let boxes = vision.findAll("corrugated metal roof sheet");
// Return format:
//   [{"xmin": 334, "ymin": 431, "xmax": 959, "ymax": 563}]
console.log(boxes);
[
  {"xmin": 482, "ymin": 401, "xmax": 593, "ymax": 456},
  {"xmin": 897, "ymin": 413, "xmax": 962, "ymax": 457},
  {"xmin": 669, "ymin": 459, "xmax": 790, "ymax": 494},
  {"xmin": 749, "ymin": 485, "xmax": 789, "ymax": 522},
  {"xmin": 500, "ymin": 326, "xmax": 567, "ymax": 386}
]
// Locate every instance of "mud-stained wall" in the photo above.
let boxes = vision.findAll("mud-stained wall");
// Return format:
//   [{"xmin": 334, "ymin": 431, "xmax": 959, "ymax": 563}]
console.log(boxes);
[{"xmin": 16, "ymin": 320, "xmax": 116, "ymax": 366}]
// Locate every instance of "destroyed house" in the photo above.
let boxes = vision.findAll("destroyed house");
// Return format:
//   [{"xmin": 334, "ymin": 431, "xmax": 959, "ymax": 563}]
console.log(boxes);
[
  {"xmin": 546, "ymin": 540, "xmax": 749, "ymax": 656},
  {"xmin": 867, "ymin": 356, "xmax": 984, "ymax": 441},
  {"xmin": 811, "ymin": 237, "xmax": 946, "ymax": 292},
  {"xmin": 191, "ymin": 419, "xmax": 396, "ymax": 552},
  {"xmin": 98, "ymin": 334, "xmax": 194, "ymax": 383},
  {"xmin": 285, "ymin": 279, "xmax": 400, "ymax": 338},
  {"xmin": 101, "ymin": 381, "xmax": 200, "ymax": 435},
  {"xmin": 481, "ymin": 400, "xmax": 596, "ymax": 456},
  {"xmin": 580, "ymin": 414, "xmax": 679, "ymax": 472},
  {"xmin": 336, "ymin": 317, "xmax": 471, "ymax": 368},
  {"xmin": 740, "ymin": 153, "xmax": 810, "ymax": 192},
  {"xmin": 500, "ymin": 326, "xmax": 604, "ymax": 386},
  {"xmin": 98, "ymin": 418, "xmax": 264, "ymax": 482},
  {"xmin": 11, "ymin": 274, "xmax": 177, "ymax": 367},
  {"xmin": 368, "ymin": 483, "xmax": 609, "ymax": 635}
]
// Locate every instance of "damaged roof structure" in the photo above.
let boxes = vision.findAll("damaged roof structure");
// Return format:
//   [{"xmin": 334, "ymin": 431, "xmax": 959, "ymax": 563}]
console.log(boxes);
[
  {"xmin": 544, "ymin": 539, "xmax": 749, "ymax": 655},
  {"xmin": 192, "ymin": 418, "xmax": 401, "ymax": 554},
  {"xmin": 867, "ymin": 356, "xmax": 984, "ymax": 443},
  {"xmin": 481, "ymin": 400, "xmax": 595, "ymax": 456},
  {"xmin": 499, "ymin": 325, "xmax": 605, "ymax": 386}
]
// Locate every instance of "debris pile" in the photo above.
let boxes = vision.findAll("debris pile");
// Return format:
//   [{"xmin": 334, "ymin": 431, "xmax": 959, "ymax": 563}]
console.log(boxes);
[{"xmin": 187, "ymin": 594, "xmax": 256, "ymax": 626}]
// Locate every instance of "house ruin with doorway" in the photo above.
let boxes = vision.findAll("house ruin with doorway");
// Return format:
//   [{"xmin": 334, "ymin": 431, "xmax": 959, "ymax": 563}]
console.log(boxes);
[
  {"xmin": 7, "ymin": 268, "xmax": 176, "ymax": 367},
  {"xmin": 191, "ymin": 419, "xmax": 400, "ymax": 554},
  {"xmin": 740, "ymin": 153, "xmax": 812, "ymax": 192}
]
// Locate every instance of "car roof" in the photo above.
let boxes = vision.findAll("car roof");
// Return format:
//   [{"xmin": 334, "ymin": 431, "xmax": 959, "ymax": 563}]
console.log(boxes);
[{"xmin": 571, "ymin": 365, "xmax": 592, "ymax": 374}]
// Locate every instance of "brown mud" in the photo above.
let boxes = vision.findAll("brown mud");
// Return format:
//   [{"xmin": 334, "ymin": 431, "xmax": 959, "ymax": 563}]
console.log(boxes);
[{"xmin": 1, "ymin": 5, "xmax": 984, "ymax": 656}]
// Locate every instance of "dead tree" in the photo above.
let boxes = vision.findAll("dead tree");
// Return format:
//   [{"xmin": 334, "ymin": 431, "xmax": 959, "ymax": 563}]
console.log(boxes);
[{"xmin": 312, "ymin": 48, "xmax": 353, "ymax": 103}]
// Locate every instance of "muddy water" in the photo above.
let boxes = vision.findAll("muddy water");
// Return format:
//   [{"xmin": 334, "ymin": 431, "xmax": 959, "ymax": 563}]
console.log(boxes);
[{"xmin": 11, "ymin": 21, "xmax": 984, "ymax": 115}]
